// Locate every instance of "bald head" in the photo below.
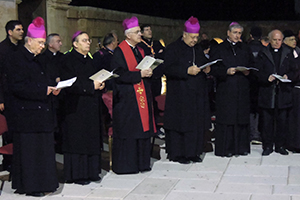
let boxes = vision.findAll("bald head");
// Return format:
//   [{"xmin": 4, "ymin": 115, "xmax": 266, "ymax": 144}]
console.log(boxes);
[{"xmin": 268, "ymin": 29, "xmax": 283, "ymax": 49}]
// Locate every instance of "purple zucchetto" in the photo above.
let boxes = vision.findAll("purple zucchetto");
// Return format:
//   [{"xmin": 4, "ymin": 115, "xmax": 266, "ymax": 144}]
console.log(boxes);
[
  {"xmin": 122, "ymin": 16, "xmax": 139, "ymax": 31},
  {"xmin": 229, "ymin": 22, "xmax": 239, "ymax": 26},
  {"xmin": 72, "ymin": 31, "xmax": 82, "ymax": 42},
  {"xmin": 27, "ymin": 17, "xmax": 46, "ymax": 39},
  {"xmin": 184, "ymin": 16, "xmax": 200, "ymax": 33}
]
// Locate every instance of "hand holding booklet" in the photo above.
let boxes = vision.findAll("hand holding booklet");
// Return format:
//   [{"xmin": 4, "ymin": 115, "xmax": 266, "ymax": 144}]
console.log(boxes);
[
  {"xmin": 235, "ymin": 66, "xmax": 259, "ymax": 71},
  {"xmin": 56, "ymin": 77, "xmax": 77, "ymax": 89},
  {"xmin": 272, "ymin": 74, "xmax": 291, "ymax": 82},
  {"xmin": 136, "ymin": 55, "xmax": 164, "ymax": 70},
  {"xmin": 198, "ymin": 59, "xmax": 222, "ymax": 69},
  {"xmin": 89, "ymin": 69, "xmax": 119, "ymax": 82}
]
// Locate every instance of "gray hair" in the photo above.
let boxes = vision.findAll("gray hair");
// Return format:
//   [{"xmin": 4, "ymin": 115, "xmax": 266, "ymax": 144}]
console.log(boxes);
[
  {"xmin": 46, "ymin": 33, "xmax": 60, "ymax": 45},
  {"xmin": 228, "ymin": 22, "xmax": 244, "ymax": 32},
  {"xmin": 24, "ymin": 36, "xmax": 29, "ymax": 43}
]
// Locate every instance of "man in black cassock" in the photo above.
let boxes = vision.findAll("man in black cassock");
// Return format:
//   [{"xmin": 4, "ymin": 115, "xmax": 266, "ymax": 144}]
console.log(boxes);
[
  {"xmin": 164, "ymin": 16, "xmax": 211, "ymax": 164},
  {"xmin": 93, "ymin": 32, "xmax": 119, "ymax": 136},
  {"xmin": 111, "ymin": 16, "xmax": 156, "ymax": 174},
  {"xmin": 38, "ymin": 33, "xmax": 64, "ymax": 153},
  {"xmin": 0, "ymin": 20, "xmax": 24, "ymax": 171},
  {"xmin": 93, "ymin": 32, "xmax": 119, "ymax": 90},
  {"xmin": 5, "ymin": 17, "xmax": 59, "ymax": 197},
  {"xmin": 282, "ymin": 30, "xmax": 300, "ymax": 153},
  {"xmin": 210, "ymin": 22, "xmax": 254, "ymax": 157},
  {"xmin": 60, "ymin": 31, "xmax": 105, "ymax": 184},
  {"xmin": 138, "ymin": 24, "xmax": 165, "ymax": 133},
  {"xmin": 256, "ymin": 29, "xmax": 296, "ymax": 156},
  {"xmin": 138, "ymin": 24, "xmax": 165, "ymax": 97}
]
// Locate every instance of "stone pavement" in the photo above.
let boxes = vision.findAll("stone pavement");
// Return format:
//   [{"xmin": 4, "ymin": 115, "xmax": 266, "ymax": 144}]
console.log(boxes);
[{"xmin": 1, "ymin": 143, "xmax": 300, "ymax": 200}]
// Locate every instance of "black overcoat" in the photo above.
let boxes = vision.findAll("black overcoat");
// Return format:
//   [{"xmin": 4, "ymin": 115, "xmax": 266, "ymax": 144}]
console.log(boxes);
[
  {"xmin": 210, "ymin": 40, "xmax": 254, "ymax": 125},
  {"xmin": 163, "ymin": 38, "xmax": 211, "ymax": 132},
  {"xmin": 5, "ymin": 46, "xmax": 55, "ymax": 133},
  {"xmin": 111, "ymin": 45, "xmax": 155, "ymax": 139},
  {"xmin": 60, "ymin": 49, "xmax": 101, "ymax": 155},
  {"xmin": 256, "ymin": 45, "xmax": 295, "ymax": 109}
]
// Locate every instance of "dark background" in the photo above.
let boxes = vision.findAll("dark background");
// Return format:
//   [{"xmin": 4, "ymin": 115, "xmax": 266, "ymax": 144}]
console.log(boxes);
[{"xmin": 70, "ymin": 0, "xmax": 297, "ymax": 20}]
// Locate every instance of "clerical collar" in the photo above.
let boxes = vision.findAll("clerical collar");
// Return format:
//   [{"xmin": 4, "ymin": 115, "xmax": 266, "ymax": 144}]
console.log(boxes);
[
  {"xmin": 227, "ymin": 38, "xmax": 236, "ymax": 45},
  {"xmin": 270, "ymin": 46, "xmax": 281, "ymax": 52},
  {"xmin": 105, "ymin": 46, "xmax": 114, "ymax": 52},
  {"xmin": 53, "ymin": 52, "xmax": 57, "ymax": 56},
  {"xmin": 125, "ymin": 40, "xmax": 135, "ymax": 48},
  {"xmin": 24, "ymin": 46, "xmax": 35, "ymax": 56}
]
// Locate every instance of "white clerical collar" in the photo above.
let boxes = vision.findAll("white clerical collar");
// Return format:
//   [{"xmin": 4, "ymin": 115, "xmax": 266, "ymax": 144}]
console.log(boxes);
[
  {"xmin": 274, "ymin": 49, "xmax": 279, "ymax": 52},
  {"xmin": 125, "ymin": 40, "xmax": 135, "ymax": 48},
  {"xmin": 24, "ymin": 46, "xmax": 35, "ymax": 56},
  {"xmin": 227, "ymin": 38, "xmax": 236, "ymax": 45}
]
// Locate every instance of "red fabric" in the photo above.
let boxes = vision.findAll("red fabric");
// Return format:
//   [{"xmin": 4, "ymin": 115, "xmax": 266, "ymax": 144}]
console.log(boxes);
[
  {"xmin": 119, "ymin": 41, "xmax": 152, "ymax": 132},
  {"xmin": 0, "ymin": 143, "xmax": 13, "ymax": 155},
  {"xmin": 0, "ymin": 114, "xmax": 8, "ymax": 135},
  {"xmin": 102, "ymin": 92, "xmax": 113, "ymax": 136}
]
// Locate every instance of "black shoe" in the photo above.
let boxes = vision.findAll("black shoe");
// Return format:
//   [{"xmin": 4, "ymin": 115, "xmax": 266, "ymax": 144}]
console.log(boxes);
[
  {"xmin": 225, "ymin": 153, "xmax": 233, "ymax": 157},
  {"xmin": 173, "ymin": 157, "xmax": 191, "ymax": 164},
  {"xmin": 141, "ymin": 167, "xmax": 152, "ymax": 172},
  {"xmin": 262, "ymin": 147, "xmax": 273, "ymax": 156},
  {"xmin": 65, "ymin": 180, "xmax": 74, "ymax": 184},
  {"xmin": 90, "ymin": 176, "xmax": 101, "ymax": 182},
  {"xmin": 293, "ymin": 148, "xmax": 300, "ymax": 153},
  {"xmin": 240, "ymin": 152, "xmax": 249, "ymax": 156},
  {"xmin": 14, "ymin": 189, "xmax": 25, "ymax": 194},
  {"xmin": 26, "ymin": 192, "xmax": 45, "ymax": 197},
  {"xmin": 74, "ymin": 180, "xmax": 91, "ymax": 185},
  {"xmin": 188, "ymin": 156, "xmax": 202, "ymax": 163},
  {"xmin": 275, "ymin": 147, "xmax": 288, "ymax": 155}
]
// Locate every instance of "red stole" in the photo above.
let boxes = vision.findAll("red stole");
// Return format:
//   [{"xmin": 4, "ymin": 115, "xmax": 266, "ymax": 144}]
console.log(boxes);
[{"xmin": 119, "ymin": 41, "xmax": 156, "ymax": 133}]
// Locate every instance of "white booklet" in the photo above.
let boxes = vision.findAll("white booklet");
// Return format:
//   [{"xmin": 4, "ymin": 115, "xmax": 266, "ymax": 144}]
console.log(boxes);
[
  {"xmin": 272, "ymin": 74, "xmax": 291, "ymax": 82},
  {"xmin": 235, "ymin": 66, "xmax": 259, "ymax": 71},
  {"xmin": 89, "ymin": 69, "xmax": 119, "ymax": 82},
  {"xmin": 136, "ymin": 55, "xmax": 164, "ymax": 70},
  {"xmin": 56, "ymin": 77, "xmax": 77, "ymax": 89},
  {"xmin": 198, "ymin": 59, "xmax": 222, "ymax": 69}
]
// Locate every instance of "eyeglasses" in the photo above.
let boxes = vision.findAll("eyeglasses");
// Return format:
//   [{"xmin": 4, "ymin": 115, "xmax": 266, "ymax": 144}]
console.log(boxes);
[
  {"xmin": 81, "ymin": 38, "xmax": 92, "ymax": 43},
  {"xmin": 33, "ymin": 39, "xmax": 46, "ymax": 46},
  {"xmin": 189, "ymin": 35, "xmax": 199, "ymax": 40},
  {"xmin": 129, "ymin": 30, "xmax": 142, "ymax": 35}
]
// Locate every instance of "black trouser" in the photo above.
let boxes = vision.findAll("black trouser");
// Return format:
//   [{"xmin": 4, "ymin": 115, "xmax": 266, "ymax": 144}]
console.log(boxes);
[{"xmin": 261, "ymin": 108, "xmax": 289, "ymax": 149}]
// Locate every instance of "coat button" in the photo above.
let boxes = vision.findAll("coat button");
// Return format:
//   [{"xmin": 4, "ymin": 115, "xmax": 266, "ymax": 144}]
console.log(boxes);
[
  {"xmin": 83, "ymin": 89, "xmax": 86, "ymax": 92},
  {"xmin": 38, "ymin": 106, "xmax": 41, "ymax": 109},
  {"xmin": 41, "ymin": 72, "xmax": 44, "ymax": 75}
]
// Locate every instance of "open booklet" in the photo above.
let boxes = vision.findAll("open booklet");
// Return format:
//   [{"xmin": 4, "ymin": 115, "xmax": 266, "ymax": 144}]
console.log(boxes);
[
  {"xmin": 56, "ymin": 77, "xmax": 77, "ymax": 89},
  {"xmin": 198, "ymin": 59, "xmax": 222, "ymax": 69},
  {"xmin": 136, "ymin": 55, "xmax": 164, "ymax": 70},
  {"xmin": 272, "ymin": 74, "xmax": 291, "ymax": 82},
  {"xmin": 89, "ymin": 69, "xmax": 119, "ymax": 82},
  {"xmin": 235, "ymin": 66, "xmax": 259, "ymax": 71}
]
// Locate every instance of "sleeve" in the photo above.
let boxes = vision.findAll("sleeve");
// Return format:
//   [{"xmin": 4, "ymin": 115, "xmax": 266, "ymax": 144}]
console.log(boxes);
[
  {"xmin": 60, "ymin": 55, "xmax": 95, "ymax": 96},
  {"xmin": 8, "ymin": 57, "xmax": 48, "ymax": 100},
  {"xmin": 111, "ymin": 47, "xmax": 142, "ymax": 84},
  {"xmin": 163, "ymin": 44, "xmax": 189, "ymax": 80}
]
